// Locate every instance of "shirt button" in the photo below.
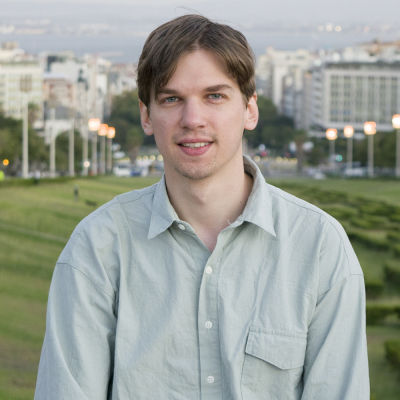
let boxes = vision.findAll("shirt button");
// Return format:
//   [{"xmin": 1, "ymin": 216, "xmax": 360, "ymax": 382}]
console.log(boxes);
[
  {"xmin": 207, "ymin": 376, "xmax": 215, "ymax": 384},
  {"xmin": 178, "ymin": 224, "xmax": 185, "ymax": 230},
  {"xmin": 205, "ymin": 266, "xmax": 212, "ymax": 274},
  {"xmin": 205, "ymin": 321, "xmax": 212, "ymax": 329}
]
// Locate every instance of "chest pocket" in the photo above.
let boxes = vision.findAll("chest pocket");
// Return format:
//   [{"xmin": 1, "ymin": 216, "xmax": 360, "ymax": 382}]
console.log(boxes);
[{"xmin": 241, "ymin": 328, "xmax": 307, "ymax": 400}]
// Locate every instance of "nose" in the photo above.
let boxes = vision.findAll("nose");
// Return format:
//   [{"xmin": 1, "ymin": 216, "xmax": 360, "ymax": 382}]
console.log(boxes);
[{"xmin": 180, "ymin": 98, "xmax": 206, "ymax": 130}]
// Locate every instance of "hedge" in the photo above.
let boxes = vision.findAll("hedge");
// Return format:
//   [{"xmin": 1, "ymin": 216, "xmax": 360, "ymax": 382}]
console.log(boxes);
[
  {"xmin": 389, "ymin": 214, "xmax": 400, "ymax": 223},
  {"xmin": 384, "ymin": 340, "xmax": 400, "ymax": 370},
  {"xmin": 347, "ymin": 232, "xmax": 390, "ymax": 251},
  {"xmin": 394, "ymin": 244, "xmax": 400, "ymax": 258},
  {"xmin": 365, "ymin": 304, "xmax": 400, "ymax": 325},
  {"xmin": 387, "ymin": 231, "xmax": 400, "ymax": 243},
  {"xmin": 320, "ymin": 205, "xmax": 358, "ymax": 221},
  {"xmin": 350, "ymin": 216, "xmax": 387, "ymax": 230},
  {"xmin": 384, "ymin": 260, "xmax": 400, "ymax": 289},
  {"xmin": 365, "ymin": 280, "xmax": 384, "ymax": 299},
  {"xmin": 358, "ymin": 203, "xmax": 397, "ymax": 217}
]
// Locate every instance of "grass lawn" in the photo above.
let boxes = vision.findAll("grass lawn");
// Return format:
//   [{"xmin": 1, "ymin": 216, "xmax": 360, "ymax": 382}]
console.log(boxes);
[{"xmin": 0, "ymin": 175, "xmax": 399, "ymax": 399}]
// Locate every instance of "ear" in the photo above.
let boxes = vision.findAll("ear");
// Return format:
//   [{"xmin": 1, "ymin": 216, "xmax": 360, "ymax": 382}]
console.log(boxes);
[
  {"xmin": 244, "ymin": 92, "xmax": 259, "ymax": 131},
  {"xmin": 139, "ymin": 99, "xmax": 154, "ymax": 136}
]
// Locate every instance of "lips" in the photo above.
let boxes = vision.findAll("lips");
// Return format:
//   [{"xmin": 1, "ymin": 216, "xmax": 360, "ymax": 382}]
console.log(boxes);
[{"xmin": 178, "ymin": 141, "xmax": 213, "ymax": 156}]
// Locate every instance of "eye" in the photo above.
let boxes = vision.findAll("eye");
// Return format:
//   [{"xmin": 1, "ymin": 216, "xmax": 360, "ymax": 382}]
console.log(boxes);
[
  {"xmin": 163, "ymin": 96, "xmax": 179, "ymax": 103},
  {"xmin": 208, "ymin": 93, "xmax": 223, "ymax": 99}
]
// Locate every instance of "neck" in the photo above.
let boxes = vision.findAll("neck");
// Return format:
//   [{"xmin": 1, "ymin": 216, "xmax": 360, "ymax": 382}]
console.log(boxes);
[{"xmin": 165, "ymin": 157, "xmax": 253, "ymax": 252}]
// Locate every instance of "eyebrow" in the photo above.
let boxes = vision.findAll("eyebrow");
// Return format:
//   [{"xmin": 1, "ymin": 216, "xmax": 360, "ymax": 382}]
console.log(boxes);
[{"xmin": 157, "ymin": 84, "xmax": 234, "ymax": 98}]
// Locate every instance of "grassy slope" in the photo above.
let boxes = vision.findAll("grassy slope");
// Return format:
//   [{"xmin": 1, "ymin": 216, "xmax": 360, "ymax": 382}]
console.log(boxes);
[{"xmin": 0, "ymin": 176, "xmax": 399, "ymax": 399}]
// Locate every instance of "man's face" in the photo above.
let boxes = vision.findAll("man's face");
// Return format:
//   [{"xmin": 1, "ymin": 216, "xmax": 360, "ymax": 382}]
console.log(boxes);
[{"xmin": 139, "ymin": 49, "xmax": 258, "ymax": 181}]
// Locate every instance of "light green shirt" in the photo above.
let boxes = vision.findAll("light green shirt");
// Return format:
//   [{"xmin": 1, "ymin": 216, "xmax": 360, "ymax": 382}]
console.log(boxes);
[{"xmin": 35, "ymin": 157, "xmax": 369, "ymax": 399}]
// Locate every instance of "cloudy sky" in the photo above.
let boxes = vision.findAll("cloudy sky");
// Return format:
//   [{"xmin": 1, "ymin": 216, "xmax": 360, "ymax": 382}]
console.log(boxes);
[
  {"xmin": 1, "ymin": 0, "xmax": 399, "ymax": 25},
  {"xmin": 0, "ymin": 0, "xmax": 398, "ymax": 61}
]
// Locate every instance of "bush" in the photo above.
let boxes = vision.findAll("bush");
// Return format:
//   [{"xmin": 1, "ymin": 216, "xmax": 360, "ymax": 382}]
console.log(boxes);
[
  {"xmin": 313, "ymin": 190, "xmax": 348, "ymax": 204},
  {"xmin": 394, "ymin": 244, "xmax": 400, "ymax": 258},
  {"xmin": 358, "ymin": 203, "xmax": 396, "ymax": 217},
  {"xmin": 384, "ymin": 260, "xmax": 400, "ymax": 289},
  {"xmin": 366, "ymin": 304, "xmax": 400, "ymax": 325},
  {"xmin": 387, "ymin": 231, "xmax": 400, "ymax": 243},
  {"xmin": 389, "ymin": 214, "xmax": 400, "ymax": 223},
  {"xmin": 320, "ymin": 205, "xmax": 358, "ymax": 221},
  {"xmin": 385, "ymin": 340, "xmax": 400, "ymax": 369},
  {"xmin": 365, "ymin": 280, "xmax": 384, "ymax": 299},
  {"xmin": 351, "ymin": 215, "xmax": 387, "ymax": 229},
  {"xmin": 347, "ymin": 232, "xmax": 390, "ymax": 251}
]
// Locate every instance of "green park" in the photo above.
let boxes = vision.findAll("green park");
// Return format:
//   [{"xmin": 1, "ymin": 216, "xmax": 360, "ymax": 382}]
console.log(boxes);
[{"xmin": 0, "ymin": 176, "xmax": 399, "ymax": 399}]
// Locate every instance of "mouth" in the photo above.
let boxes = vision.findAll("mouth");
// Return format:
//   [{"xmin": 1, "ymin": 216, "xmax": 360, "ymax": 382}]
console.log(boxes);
[{"xmin": 179, "ymin": 142, "xmax": 211, "ymax": 148}]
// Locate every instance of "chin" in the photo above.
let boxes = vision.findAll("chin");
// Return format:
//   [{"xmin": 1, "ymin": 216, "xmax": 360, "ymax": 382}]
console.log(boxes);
[{"xmin": 173, "ymin": 163, "xmax": 215, "ymax": 181}]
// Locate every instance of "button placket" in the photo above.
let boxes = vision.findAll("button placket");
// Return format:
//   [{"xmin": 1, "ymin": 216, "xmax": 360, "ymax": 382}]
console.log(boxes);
[{"xmin": 198, "ymin": 255, "xmax": 223, "ymax": 397}]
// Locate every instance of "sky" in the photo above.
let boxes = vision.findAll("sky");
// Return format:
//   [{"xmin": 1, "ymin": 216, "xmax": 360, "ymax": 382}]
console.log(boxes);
[
  {"xmin": 0, "ymin": 0, "xmax": 399, "ymax": 62},
  {"xmin": 1, "ymin": 0, "xmax": 399, "ymax": 25}
]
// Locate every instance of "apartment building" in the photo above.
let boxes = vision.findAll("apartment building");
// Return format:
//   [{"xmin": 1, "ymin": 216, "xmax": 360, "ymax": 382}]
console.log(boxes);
[
  {"xmin": 309, "ymin": 61, "xmax": 400, "ymax": 132},
  {"xmin": 0, "ymin": 60, "xmax": 43, "ymax": 122}
]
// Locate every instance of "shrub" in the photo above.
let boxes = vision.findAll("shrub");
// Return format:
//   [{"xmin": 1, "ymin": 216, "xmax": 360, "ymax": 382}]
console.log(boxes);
[
  {"xmin": 313, "ymin": 190, "xmax": 348, "ymax": 204},
  {"xmin": 366, "ymin": 304, "xmax": 399, "ymax": 325},
  {"xmin": 365, "ymin": 280, "xmax": 384, "ymax": 299},
  {"xmin": 320, "ymin": 205, "xmax": 358, "ymax": 221},
  {"xmin": 389, "ymin": 214, "xmax": 400, "ymax": 223},
  {"xmin": 385, "ymin": 340, "xmax": 400, "ymax": 369},
  {"xmin": 384, "ymin": 260, "xmax": 400, "ymax": 289},
  {"xmin": 347, "ymin": 232, "xmax": 390, "ymax": 251},
  {"xmin": 387, "ymin": 231, "xmax": 400, "ymax": 243},
  {"xmin": 351, "ymin": 215, "xmax": 387, "ymax": 229},
  {"xmin": 394, "ymin": 244, "xmax": 400, "ymax": 258},
  {"xmin": 358, "ymin": 203, "xmax": 396, "ymax": 217}
]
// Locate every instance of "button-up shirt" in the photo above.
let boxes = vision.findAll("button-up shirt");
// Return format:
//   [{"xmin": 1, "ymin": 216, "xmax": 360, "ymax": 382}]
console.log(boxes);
[{"xmin": 35, "ymin": 156, "xmax": 369, "ymax": 400}]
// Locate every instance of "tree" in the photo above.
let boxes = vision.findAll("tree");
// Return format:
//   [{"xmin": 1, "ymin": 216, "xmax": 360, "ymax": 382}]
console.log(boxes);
[
  {"xmin": 244, "ymin": 95, "xmax": 295, "ymax": 151},
  {"xmin": 107, "ymin": 90, "xmax": 154, "ymax": 160},
  {"xmin": 0, "ymin": 112, "xmax": 48, "ymax": 176}
]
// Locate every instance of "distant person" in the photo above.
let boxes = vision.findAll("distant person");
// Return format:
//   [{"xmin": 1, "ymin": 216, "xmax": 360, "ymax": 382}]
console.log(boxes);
[{"xmin": 35, "ymin": 14, "xmax": 369, "ymax": 399}]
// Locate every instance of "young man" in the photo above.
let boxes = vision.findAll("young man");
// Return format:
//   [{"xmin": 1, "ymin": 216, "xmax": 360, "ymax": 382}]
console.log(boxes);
[{"xmin": 35, "ymin": 15, "xmax": 369, "ymax": 399}]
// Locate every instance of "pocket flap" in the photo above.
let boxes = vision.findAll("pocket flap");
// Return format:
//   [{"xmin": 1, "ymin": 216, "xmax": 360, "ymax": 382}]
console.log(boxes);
[{"xmin": 245, "ymin": 328, "xmax": 307, "ymax": 370}]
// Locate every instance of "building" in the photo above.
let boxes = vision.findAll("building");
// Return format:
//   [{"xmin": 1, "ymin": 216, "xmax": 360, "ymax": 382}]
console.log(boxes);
[
  {"xmin": 0, "ymin": 60, "xmax": 43, "ymax": 123},
  {"xmin": 255, "ymin": 47, "xmax": 314, "ymax": 113},
  {"xmin": 308, "ymin": 61, "xmax": 400, "ymax": 132}
]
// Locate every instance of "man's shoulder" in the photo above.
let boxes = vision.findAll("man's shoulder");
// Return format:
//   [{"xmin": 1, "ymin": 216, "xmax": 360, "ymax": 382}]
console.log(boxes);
[
  {"xmin": 265, "ymin": 182, "xmax": 363, "ymax": 281},
  {"xmin": 57, "ymin": 182, "xmax": 158, "ymax": 266}
]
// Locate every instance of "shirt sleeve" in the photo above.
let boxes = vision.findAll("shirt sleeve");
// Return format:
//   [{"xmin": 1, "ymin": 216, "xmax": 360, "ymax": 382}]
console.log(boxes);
[
  {"xmin": 301, "ymin": 219, "xmax": 370, "ymax": 399},
  {"xmin": 34, "ymin": 263, "xmax": 117, "ymax": 400}
]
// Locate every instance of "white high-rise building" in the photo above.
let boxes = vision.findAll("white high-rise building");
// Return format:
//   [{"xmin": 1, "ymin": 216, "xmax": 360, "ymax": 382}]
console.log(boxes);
[
  {"xmin": 307, "ymin": 61, "xmax": 400, "ymax": 132},
  {"xmin": 0, "ymin": 60, "xmax": 43, "ymax": 122},
  {"xmin": 256, "ymin": 47, "xmax": 314, "ymax": 113}
]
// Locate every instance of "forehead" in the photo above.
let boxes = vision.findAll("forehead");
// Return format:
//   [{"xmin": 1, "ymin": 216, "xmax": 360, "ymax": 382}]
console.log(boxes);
[{"xmin": 160, "ymin": 49, "xmax": 238, "ymax": 92}]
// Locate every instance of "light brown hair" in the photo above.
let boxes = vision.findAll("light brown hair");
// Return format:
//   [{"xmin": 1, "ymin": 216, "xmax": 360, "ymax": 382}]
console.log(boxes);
[{"xmin": 137, "ymin": 14, "xmax": 256, "ymax": 108}]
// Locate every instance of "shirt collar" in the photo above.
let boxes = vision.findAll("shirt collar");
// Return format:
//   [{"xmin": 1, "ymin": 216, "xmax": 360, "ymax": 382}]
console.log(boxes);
[{"xmin": 147, "ymin": 155, "xmax": 276, "ymax": 239}]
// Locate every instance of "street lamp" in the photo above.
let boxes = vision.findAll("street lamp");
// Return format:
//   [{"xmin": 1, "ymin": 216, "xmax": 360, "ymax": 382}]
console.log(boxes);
[
  {"xmin": 343, "ymin": 125, "xmax": 354, "ymax": 171},
  {"xmin": 364, "ymin": 121, "xmax": 376, "ymax": 178},
  {"xmin": 326, "ymin": 128, "xmax": 337, "ymax": 170},
  {"xmin": 107, "ymin": 127, "xmax": 115, "ymax": 173},
  {"xmin": 20, "ymin": 75, "xmax": 32, "ymax": 179},
  {"xmin": 392, "ymin": 114, "xmax": 400, "ymax": 178},
  {"xmin": 88, "ymin": 118, "xmax": 100, "ymax": 175},
  {"xmin": 98, "ymin": 123, "xmax": 108, "ymax": 174}
]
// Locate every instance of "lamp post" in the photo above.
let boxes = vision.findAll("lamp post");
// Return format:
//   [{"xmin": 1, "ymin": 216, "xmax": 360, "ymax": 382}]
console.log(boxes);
[
  {"xmin": 107, "ymin": 127, "xmax": 115, "ymax": 173},
  {"xmin": 364, "ymin": 121, "xmax": 376, "ymax": 178},
  {"xmin": 68, "ymin": 120, "xmax": 75, "ymax": 177},
  {"xmin": 343, "ymin": 125, "xmax": 354, "ymax": 171},
  {"xmin": 98, "ymin": 123, "xmax": 108, "ymax": 174},
  {"xmin": 20, "ymin": 76, "xmax": 32, "ymax": 179},
  {"xmin": 326, "ymin": 128, "xmax": 337, "ymax": 170},
  {"xmin": 88, "ymin": 118, "xmax": 100, "ymax": 175},
  {"xmin": 393, "ymin": 114, "xmax": 400, "ymax": 178}
]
